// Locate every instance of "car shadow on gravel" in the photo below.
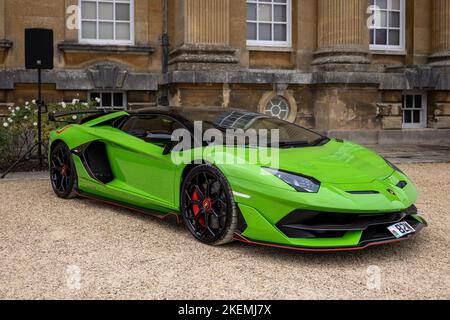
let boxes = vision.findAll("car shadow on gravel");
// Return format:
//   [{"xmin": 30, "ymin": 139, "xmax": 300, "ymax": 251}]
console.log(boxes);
[
  {"xmin": 222, "ymin": 237, "xmax": 427, "ymax": 265},
  {"xmin": 76, "ymin": 198, "xmax": 187, "ymax": 232},
  {"xmin": 78, "ymin": 196, "xmax": 427, "ymax": 265}
]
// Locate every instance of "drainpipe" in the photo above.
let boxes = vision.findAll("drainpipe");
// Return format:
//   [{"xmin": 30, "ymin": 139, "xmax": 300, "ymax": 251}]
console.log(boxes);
[{"xmin": 159, "ymin": 0, "xmax": 170, "ymax": 106}]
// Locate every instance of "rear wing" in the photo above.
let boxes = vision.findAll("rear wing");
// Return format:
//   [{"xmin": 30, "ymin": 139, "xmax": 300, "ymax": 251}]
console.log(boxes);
[{"xmin": 48, "ymin": 109, "xmax": 117, "ymax": 124}]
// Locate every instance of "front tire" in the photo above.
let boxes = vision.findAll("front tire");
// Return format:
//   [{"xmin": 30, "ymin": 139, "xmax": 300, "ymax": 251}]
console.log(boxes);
[
  {"xmin": 50, "ymin": 142, "xmax": 78, "ymax": 199},
  {"xmin": 181, "ymin": 165, "xmax": 238, "ymax": 246}
]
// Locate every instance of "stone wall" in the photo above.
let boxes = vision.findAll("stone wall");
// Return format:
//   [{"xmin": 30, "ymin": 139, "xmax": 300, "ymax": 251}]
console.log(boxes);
[{"xmin": 0, "ymin": 0, "xmax": 449, "ymax": 136}]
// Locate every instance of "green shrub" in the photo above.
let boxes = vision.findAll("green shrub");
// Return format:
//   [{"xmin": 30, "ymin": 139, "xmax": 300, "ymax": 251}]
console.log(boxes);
[{"xmin": 0, "ymin": 98, "xmax": 98, "ymax": 169}]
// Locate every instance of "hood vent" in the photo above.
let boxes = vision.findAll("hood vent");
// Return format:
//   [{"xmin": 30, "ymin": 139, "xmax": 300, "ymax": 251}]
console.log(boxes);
[{"xmin": 347, "ymin": 191, "xmax": 380, "ymax": 195}]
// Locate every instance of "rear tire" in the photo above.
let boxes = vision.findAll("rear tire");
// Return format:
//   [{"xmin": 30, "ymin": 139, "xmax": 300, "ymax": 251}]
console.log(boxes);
[
  {"xmin": 50, "ymin": 142, "xmax": 78, "ymax": 199},
  {"xmin": 181, "ymin": 164, "xmax": 238, "ymax": 246}
]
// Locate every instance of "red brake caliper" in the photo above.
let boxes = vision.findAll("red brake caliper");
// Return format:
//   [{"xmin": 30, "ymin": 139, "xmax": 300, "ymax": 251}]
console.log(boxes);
[{"xmin": 192, "ymin": 191, "xmax": 206, "ymax": 227}]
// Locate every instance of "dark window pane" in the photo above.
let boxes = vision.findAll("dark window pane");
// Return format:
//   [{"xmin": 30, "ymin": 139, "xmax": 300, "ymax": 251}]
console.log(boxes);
[
  {"xmin": 259, "ymin": 23, "xmax": 272, "ymax": 41},
  {"xmin": 405, "ymin": 95, "xmax": 414, "ymax": 108},
  {"xmin": 415, "ymin": 95, "xmax": 422, "ymax": 109},
  {"xmin": 247, "ymin": 3, "xmax": 257, "ymax": 21},
  {"xmin": 389, "ymin": 30, "xmax": 400, "ymax": 46},
  {"xmin": 274, "ymin": 5, "xmax": 287, "ymax": 22},
  {"xmin": 274, "ymin": 24, "xmax": 287, "ymax": 41},
  {"xmin": 375, "ymin": 29, "xmax": 387, "ymax": 45},
  {"xmin": 413, "ymin": 110, "xmax": 421, "ymax": 123},
  {"xmin": 102, "ymin": 93, "xmax": 112, "ymax": 107},
  {"xmin": 404, "ymin": 110, "xmax": 412, "ymax": 123},
  {"xmin": 116, "ymin": 3, "xmax": 130, "ymax": 21},
  {"xmin": 389, "ymin": 12, "xmax": 400, "ymax": 28},
  {"xmin": 82, "ymin": 2, "xmax": 97, "ymax": 20},
  {"xmin": 390, "ymin": 0, "xmax": 401, "ymax": 10},
  {"xmin": 91, "ymin": 93, "xmax": 100, "ymax": 106},
  {"xmin": 247, "ymin": 23, "xmax": 257, "ymax": 40},
  {"xmin": 376, "ymin": 0, "xmax": 388, "ymax": 9},
  {"xmin": 113, "ymin": 93, "xmax": 124, "ymax": 107}
]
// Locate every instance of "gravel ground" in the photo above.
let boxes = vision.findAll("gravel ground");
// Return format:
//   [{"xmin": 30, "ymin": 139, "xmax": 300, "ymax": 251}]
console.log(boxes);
[{"xmin": 0, "ymin": 163, "xmax": 449, "ymax": 300}]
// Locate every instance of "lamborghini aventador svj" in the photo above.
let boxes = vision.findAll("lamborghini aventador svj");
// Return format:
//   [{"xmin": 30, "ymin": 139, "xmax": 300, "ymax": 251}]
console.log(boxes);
[{"xmin": 48, "ymin": 107, "xmax": 427, "ymax": 251}]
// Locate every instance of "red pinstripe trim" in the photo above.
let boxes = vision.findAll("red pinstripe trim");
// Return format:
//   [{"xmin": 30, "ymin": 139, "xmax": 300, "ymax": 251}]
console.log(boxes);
[{"xmin": 56, "ymin": 125, "xmax": 73, "ymax": 135}]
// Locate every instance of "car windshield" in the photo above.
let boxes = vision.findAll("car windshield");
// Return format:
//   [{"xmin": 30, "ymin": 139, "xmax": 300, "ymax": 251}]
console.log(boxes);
[{"xmin": 178, "ymin": 109, "xmax": 327, "ymax": 148}]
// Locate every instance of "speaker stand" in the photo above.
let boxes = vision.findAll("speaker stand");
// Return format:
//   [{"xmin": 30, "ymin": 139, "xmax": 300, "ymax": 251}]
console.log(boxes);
[{"xmin": 1, "ymin": 69, "xmax": 45, "ymax": 179}]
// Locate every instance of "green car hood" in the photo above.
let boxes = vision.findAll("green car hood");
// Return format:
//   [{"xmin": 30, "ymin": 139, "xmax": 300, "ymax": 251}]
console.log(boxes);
[{"xmin": 276, "ymin": 140, "xmax": 393, "ymax": 184}]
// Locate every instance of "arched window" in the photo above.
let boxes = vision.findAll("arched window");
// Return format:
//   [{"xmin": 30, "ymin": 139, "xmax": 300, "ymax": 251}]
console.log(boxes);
[
  {"xmin": 264, "ymin": 96, "xmax": 291, "ymax": 120},
  {"xmin": 79, "ymin": 0, "xmax": 134, "ymax": 45}
]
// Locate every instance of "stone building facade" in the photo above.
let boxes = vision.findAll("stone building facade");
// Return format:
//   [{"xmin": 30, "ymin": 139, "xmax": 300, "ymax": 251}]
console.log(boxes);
[{"xmin": 1, "ymin": 0, "xmax": 450, "ymax": 144}]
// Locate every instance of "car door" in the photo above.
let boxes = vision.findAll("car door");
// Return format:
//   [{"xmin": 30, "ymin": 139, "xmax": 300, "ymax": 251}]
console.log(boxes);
[{"xmin": 103, "ymin": 114, "xmax": 185, "ymax": 211}]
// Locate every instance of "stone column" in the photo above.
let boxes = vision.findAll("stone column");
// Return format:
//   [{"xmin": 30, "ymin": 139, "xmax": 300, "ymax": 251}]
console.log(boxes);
[
  {"xmin": 312, "ymin": 0, "xmax": 370, "ymax": 70},
  {"xmin": 169, "ymin": 0, "xmax": 238, "ymax": 70},
  {"xmin": 0, "ymin": 0, "xmax": 4, "ymax": 39},
  {"xmin": 430, "ymin": 0, "xmax": 450, "ymax": 65},
  {"xmin": 0, "ymin": 0, "xmax": 12, "ymax": 65}
]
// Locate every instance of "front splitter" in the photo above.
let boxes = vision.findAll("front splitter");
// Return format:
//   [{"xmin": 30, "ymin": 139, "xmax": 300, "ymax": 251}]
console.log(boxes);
[{"xmin": 233, "ymin": 231, "xmax": 422, "ymax": 253}]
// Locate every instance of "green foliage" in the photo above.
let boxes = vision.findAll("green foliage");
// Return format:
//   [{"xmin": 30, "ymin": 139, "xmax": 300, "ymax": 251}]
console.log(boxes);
[{"xmin": 0, "ymin": 98, "xmax": 97, "ymax": 168}]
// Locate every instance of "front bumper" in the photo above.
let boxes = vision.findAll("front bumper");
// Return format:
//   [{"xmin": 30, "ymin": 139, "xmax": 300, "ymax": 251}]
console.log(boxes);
[{"xmin": 236, "ymin": 204, "xmax": 427, "ymax": 251}]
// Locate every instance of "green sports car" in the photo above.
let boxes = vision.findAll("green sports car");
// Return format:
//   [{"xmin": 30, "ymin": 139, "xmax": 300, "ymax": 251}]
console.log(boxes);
[{"xmin": 48, "ymin": 107, "xmax": 427, "ymax": 251}]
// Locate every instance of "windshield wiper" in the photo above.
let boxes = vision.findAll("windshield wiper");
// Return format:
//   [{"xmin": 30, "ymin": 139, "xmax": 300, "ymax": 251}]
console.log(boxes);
[
  {"xmin": 311, "ymin": 137, "xmax": 330, "ymax": 146},
  {"xmin": 273, "ymin": 141, "xmax": 311, "ymax": 148}
]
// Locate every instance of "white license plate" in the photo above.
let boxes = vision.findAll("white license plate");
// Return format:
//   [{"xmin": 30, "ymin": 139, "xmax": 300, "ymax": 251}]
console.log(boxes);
[{"xmin": 388, "ymin": 222, "xmax": 416, "ymax": 239}]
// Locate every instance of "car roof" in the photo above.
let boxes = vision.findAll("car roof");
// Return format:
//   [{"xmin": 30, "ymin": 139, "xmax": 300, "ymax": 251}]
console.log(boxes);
[
  {"xmin": 128, "ymin": 106, "xmax": 263, "ymax": 124},
  {"xmin": 130, "ymin": 106, "xmax": 249, "ymax": 116}
]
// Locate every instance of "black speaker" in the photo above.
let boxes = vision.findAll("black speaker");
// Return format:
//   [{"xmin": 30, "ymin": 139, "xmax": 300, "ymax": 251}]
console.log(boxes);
[{"xmin": 25, "ymin": 28, "xmax": 54, "ymax": 70}]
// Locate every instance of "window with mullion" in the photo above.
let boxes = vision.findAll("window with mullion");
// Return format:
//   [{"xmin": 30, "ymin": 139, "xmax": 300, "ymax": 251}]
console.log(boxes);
[
  {"xmin": 402, "ymin": 93, "xmax": 427, "ymax": 128},
  {"xmin": 247, "ymin": 0, "xmax": 291, "ymax": 47},
  {"xmin": 80, "ymin": 0, "xmax": 133, "ymax": 45},
  {"xmin": 369, "ymin": 0, "xmax": 405, "ymax": 51},
  {"xmin": 90, "ymin": 91, "xmax": 127, "ymax": 110}
]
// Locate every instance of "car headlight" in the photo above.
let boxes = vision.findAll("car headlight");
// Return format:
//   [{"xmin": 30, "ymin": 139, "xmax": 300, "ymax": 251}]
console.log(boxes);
[
  {"xmin": 385, "ymin": 159, "xmax": 405, "ymax": 175},
  {"xmin": 264, "ymin": 168, "xmax": 320, "ymax": 193}
]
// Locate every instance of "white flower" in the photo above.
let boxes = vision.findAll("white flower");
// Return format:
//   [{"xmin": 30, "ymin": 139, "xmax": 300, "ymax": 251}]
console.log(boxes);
[
  {"xmin": 95, "ymin": 97, "xmax": 101, "ymax": 103},
  {"xmin": 32, "ymin": 99, "xmax": 36, "ymax": 104},
  {"xmin": 25, "ymin": 101, "xmax": 29, "ymax": 106},
  {"xmin": 24, "ymin": 116, "xmax": 28, "ymax": 120},
  {"xmin": 72, "ymin": 98, "xmax": 79, "ymax": 105},
  {"xmin": 61, "ymin": 102, "xmax": 67, "ymax": 109},
  {"xmin": 83, "ymin": 102, "xmax": 88, "ymax": 106},
  {"xmin": 72, "ymin": 115, "xmax": 78, "ymax": 120},
  {"xmin": 3, "ymin": 122, "xmax": 8, "ymax": 128},
  {"xmin": 25, "ymin": 106, "xmax": 30, "ymax": 110},
  {"xmin": 33, "ymin": 122, "xmax": 38, "ymax": 127},
  {"xmin": 7, "ymin": 118, "xmax": 13, "ymax": 123},
  {"xmin": 8, "ymin": 106, "xmax": 11, "ymax": 111},
  {"xmin": 15, "ymin": 106, "xmax": 20, "ymax": 111}
]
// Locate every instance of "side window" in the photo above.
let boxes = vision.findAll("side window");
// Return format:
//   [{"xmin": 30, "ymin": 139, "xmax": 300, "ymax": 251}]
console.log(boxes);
[{"xmin": 120, "ymin": 115, "xmax": 183, "ymax": 145}]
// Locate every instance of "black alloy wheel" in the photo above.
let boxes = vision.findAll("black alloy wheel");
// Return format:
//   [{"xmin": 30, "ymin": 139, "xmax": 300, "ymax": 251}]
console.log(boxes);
[
  {"xmin": 50, "ymin": 142, "xmax": 78, "ymax": 199},
  {"xmin": 181, "ymin": 165, "xmax": 238, "ymax": 245}
]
